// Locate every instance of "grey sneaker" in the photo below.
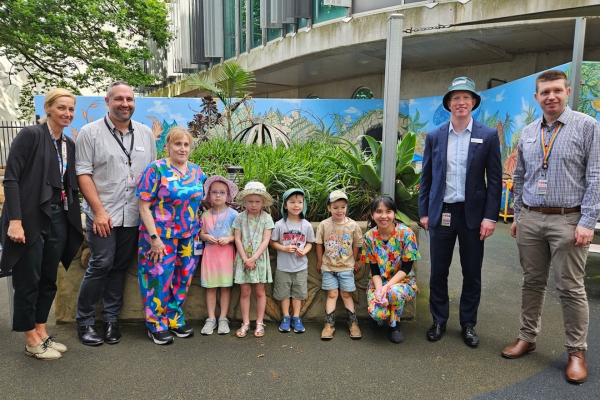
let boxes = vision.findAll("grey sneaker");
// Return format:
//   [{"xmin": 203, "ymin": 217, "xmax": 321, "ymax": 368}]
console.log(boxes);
[
  {"xmin": 217, "ymin": 318, "xmax": 230, "ymax": 335},
  {"xmin": 201, "ymin": 318, "xmax": 217, "ymax": 335}
]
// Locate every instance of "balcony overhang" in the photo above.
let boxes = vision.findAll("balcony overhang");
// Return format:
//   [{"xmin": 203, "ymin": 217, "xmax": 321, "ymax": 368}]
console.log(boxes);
[{"xmin": 149, "ymin": 0, "xmax": 600, "ymax": 98}]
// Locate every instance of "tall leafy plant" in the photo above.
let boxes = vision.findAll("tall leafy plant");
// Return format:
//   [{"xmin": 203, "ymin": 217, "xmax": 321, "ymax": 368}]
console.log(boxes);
[
  {"xmin": 328, "ymin": 132, "xmax": 421, "ymax": 224},
  {"xmin": 186, "ymin": 62, "xmax": 256, "ymax": 140}
]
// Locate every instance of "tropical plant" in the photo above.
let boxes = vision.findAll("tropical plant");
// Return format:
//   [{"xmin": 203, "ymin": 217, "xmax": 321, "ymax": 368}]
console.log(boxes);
[
  {"xmin": 186, "ymin": 62, "xmax": 256, "ymax": 140},
  {"xmin": 188, "ymin": 138, "xmax": 375, "ymax": 222},
  {"xmin": 234, "ymin": 122, "xmax": 291, "ymax": 148},
  {"xmin": 188, "ymin": 95, "xmax": 223, "ymax": 143},
  {"xmin": 326, "ymin": 132, "xmax": 421, "ymax": 224}
]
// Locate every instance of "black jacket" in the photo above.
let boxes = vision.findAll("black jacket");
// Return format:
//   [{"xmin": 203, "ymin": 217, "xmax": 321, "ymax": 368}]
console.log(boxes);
[{"xmin": 0, "ymin": 123, "xmax": 83, "ymax": 275}]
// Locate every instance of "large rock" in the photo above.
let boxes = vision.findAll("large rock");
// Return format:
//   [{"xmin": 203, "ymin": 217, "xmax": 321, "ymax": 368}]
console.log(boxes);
[{"xmin": 55, "ymin": 220, "xmax": 420, "ymax": 323}]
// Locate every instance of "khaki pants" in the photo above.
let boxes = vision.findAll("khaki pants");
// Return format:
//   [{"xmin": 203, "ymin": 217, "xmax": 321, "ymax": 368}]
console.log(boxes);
[{"xmin": 516, "ymin": 208, "xmax": 589, "ymax": 352}]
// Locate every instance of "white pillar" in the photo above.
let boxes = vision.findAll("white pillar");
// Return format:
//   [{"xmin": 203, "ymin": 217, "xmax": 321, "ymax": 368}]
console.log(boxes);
[{"xmin": 381, "ymin": 14, "xmax": 404, "ymax": 199}]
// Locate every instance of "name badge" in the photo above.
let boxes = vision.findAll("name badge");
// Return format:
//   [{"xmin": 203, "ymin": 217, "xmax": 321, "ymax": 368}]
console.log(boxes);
[
  {"xmin": 537, "ymin": 179, "xmax": 548, "ymax": 195},
  {"xmin": 471, "ymin": 138, "xmax": 483, "ymax": 144},
  {"xmin": 135, "ymin": 147, "xmax": 145, "ymax": 152},
  {"xmin": 442, "ymin": 212, "xmax": 451, "ymax": 226},
  {"xmin": 166, "ymin": 176, "xmax": 179, "ymax": 182},
  {"xmin": 126, "ymin": 173, "xmax": 136, "ymax": 187}
]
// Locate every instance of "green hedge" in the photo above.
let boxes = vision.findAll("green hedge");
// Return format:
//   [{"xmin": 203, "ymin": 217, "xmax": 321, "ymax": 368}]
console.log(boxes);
[{"xmin": 189, "ymin": 138, "xmax": 377, "ymax": 222}]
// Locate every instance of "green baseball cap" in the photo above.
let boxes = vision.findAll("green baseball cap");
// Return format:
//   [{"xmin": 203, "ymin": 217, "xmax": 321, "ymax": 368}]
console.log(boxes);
[{"xmin": 442, "ymin": 76, "xmax": 481, "ymax": 112}]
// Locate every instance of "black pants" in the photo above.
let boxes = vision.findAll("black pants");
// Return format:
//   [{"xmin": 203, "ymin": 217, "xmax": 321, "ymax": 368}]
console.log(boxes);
[
  {"xmin": 12, "ymin": 208, "xmax": 67, "ymax": 332},
  {"xmin": 76, "ymin": 218, "xmax": 138, "ymax": 325},
  {"xmin": 429, "ymin": 202, "xmax": 484, "ymax": 327}
]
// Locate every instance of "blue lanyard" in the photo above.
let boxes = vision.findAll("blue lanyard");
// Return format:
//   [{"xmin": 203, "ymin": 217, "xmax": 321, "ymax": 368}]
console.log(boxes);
[{"xmin": 47, "ymin": 123, "xmax": 67, "ymax": 183}]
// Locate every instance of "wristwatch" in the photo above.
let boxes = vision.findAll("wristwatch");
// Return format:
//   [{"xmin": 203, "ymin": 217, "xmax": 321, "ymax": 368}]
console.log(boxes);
[{"xmin": 150, "ymin": 234, "xmax": 158, "ymax": 240}]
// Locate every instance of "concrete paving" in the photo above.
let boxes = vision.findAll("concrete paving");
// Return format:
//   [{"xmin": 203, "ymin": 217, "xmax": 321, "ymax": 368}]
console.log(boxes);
[{"xmin": 0, "ymin": 222, "xmax": 598, "ymax": 399}]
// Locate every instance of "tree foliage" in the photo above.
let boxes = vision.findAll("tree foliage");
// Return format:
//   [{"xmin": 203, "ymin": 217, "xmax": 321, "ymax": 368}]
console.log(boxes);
[{"xmin": 0, "ymin": 0, "xmax": 171, "ymax": 117}]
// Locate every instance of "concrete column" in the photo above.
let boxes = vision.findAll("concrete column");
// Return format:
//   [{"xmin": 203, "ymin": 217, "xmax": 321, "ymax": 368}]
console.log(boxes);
[
  {"xmin": 381, "ymin": 14, "xmax": 404, "ymax": 199},
  {"xmin": 569, "ymin": 17, "xmax": 586, "ymax": 111}
]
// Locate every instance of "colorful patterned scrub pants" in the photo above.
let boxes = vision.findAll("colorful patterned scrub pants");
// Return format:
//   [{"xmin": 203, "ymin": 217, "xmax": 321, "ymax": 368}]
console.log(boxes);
[
  {"xmin": 138, "ymin": 232, "xmax": 199, "ymax": 332},
  {"xmin": 367, "ymin": 275, "xmax": 419, "ymax": 327}
]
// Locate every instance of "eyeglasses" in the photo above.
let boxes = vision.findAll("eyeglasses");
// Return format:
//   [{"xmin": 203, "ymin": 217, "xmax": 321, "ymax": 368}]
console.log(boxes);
[{"xmin": 210, "ymin": 191, "xmax": 228, "ymax": 196}]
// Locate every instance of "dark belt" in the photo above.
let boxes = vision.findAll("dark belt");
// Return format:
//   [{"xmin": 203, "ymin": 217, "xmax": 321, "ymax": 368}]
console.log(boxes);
[
  {"xmin": 50, "ymin": 203, "xmax": 62, "ymax": 210},
  {"xmin": 523, "ymin": 204, "xmax": 581, "ymax": 214}
]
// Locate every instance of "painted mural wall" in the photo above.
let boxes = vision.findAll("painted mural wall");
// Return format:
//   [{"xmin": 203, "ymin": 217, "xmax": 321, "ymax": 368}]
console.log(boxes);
[{"xmin": 34, "ymin": 62, "xmax": 600, "ymax": 175}]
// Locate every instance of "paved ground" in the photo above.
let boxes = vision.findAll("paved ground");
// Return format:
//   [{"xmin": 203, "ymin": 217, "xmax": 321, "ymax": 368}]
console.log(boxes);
[{"xmin": 0, "ymin": 222, "xmax": 599, "ymax": 399}]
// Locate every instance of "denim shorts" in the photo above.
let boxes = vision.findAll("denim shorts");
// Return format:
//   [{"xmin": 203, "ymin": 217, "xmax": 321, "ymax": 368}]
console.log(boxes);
[{"xmin": 321, "ymin": 270, "xmax": 356, "ymax": 292}]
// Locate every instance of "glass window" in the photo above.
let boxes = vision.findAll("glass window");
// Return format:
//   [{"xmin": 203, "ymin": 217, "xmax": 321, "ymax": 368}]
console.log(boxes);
[
  {"xmin": 224, "ymin": 1, "xmax": 236, "ymax": 60},
  {"xmin": 298, "ymin": 18, "xmax": 309, "ymax": 29},
  {"xmin": 241, "ymin": 0, "xmax": 247, "ymax": 53},
  {"xmin": 353, "ymin": 87, "xmax": 374, "ymax": 99},
  {"xmin": 313, "ymin": 0, "xmax": 346, "ymax": 24},
  {"xmin": 251, "ymin": 0, "xmax": 262, "ymax": 48},
  {"xmin": 268, "ymin": 28, "xmax": 282, "ymax": 42}
]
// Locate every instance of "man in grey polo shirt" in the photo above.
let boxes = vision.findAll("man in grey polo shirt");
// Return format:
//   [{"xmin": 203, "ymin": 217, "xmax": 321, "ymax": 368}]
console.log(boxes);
[{"xmin": 75, "ymin": 81, "xmax": 157, "ymax": 346}]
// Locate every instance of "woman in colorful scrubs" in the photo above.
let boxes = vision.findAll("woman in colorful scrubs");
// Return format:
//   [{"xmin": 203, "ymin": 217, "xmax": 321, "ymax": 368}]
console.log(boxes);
[{"xmin": 136, "ymin": 126, "xmax": 207, "ymax": 345}]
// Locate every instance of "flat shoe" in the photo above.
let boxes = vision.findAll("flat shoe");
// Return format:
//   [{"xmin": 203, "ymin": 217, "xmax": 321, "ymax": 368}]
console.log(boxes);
[
  {"xmin": 25, "ymin": 341, "xmax": 61, "ymax": 360},
  {"xmin": 43, "ymin": 335, "xmax": 67, "ymax": 353},
  {"xmin": 501, "ymin": 338, "xmax": 536, "ymax": 359}
]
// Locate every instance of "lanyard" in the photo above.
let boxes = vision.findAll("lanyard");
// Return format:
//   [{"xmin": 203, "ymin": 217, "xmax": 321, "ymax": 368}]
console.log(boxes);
[
  {"xmin": 540, "ymin": 122, "xmax": 563, "ymax": 170},
  {"xmin": 47, "ymin": 123, "xmax": 67, "ymax": 182},
  {"xmin": 104, "ymin": 116, "xmax": 134, "ymax": 167}
]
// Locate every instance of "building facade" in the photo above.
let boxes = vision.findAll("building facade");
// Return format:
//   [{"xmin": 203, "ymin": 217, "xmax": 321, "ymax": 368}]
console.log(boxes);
[{"xmin": 148, "ymin": 0, "xmax": 600, "ymax": 101}]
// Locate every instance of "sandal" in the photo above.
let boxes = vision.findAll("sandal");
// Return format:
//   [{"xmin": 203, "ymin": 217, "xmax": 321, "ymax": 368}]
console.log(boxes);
[
  {"xmin": 236, "ymin": 322, "xmax": 250, "ymax": 338},
  {"xmin": 254, "ymin": 322, "xmax": 266, "ymax": 338}
]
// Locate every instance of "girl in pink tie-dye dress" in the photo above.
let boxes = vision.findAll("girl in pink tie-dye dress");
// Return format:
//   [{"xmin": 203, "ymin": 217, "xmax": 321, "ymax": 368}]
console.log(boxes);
[{"xmin": 199, "ymin": 176, "xmax": 238, "ymax": 335}]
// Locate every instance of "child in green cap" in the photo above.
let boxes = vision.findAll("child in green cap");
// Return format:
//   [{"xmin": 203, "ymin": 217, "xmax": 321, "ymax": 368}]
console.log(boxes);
[{"xmin": 270, "ymin": 188, "xmax": 315, "ymax": 333}]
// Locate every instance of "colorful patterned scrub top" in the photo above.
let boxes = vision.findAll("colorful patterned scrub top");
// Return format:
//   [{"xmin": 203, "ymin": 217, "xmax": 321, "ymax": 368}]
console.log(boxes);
[
  {"xmin": 136, "ymin": 158, "xmax": 207, "ymax": 239},
  {"xmin": 360, "ymin": 224, "xmax": 421, "ymax": 282}
]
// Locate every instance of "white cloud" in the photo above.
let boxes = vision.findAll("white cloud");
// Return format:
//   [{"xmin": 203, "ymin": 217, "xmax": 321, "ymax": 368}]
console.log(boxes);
[
  {"xmin": 408, "ymin": 99, "xmax": 419, "ymax": 106},
  {"xmin": 521, "ymin": 97, "xmax": 528, "ymax": 111},
  {"xmin": 148, "ymin": 100, "xmax": 169, "ymax": 114},
  {"xmin": 344, "ymin": 106, "xmax": 361, "ymax": 115},
  {"xmin": 514, "ymin": 114, "xmax": 525, "ymax": 129},
  {"xmin": 169, "ymin": 113, "xmax": 188, "ymax": 126},
  {"xmin": 494, "ymin": 89, "xmax": 505, "ymax": 102},
  {"xmin": 430, "ymin": 97, "xmax": 442, "ymax": 110},
  {"xmin": 480, "ymin": 94, "xmax": 489, "ymax": 101},
  {"xmin": 278, "ymin": 99, "xmax": 303, "ymax": 107}
]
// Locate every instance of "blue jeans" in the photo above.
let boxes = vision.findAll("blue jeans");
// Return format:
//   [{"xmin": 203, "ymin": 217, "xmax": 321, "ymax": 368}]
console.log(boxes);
[{"xmin": 321, "ymin": 270, "xmax": 356, "ymax": 292}]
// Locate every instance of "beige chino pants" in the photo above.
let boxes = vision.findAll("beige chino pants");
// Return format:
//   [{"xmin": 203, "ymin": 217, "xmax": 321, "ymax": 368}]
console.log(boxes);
[{"xmin": 516, "ymin": 208, "xmax": 589, "ymax": 352}]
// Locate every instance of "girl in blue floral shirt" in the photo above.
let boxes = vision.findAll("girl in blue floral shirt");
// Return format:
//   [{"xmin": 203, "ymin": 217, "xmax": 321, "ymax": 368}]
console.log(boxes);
[{"xmin": 360, "ymin": 196, "xmax": 420, "ymax": 343}]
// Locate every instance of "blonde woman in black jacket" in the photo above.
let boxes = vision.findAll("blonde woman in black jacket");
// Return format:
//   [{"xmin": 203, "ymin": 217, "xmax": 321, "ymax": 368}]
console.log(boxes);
[{"xmin": 0, "ymin": 89, "xmax": 83, "ymax": 360}]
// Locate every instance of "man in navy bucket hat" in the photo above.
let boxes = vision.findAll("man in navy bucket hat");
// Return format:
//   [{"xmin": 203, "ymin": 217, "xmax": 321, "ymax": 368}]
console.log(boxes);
[{"xmin": 419, "ymin": 76, "xmax": 502, "ymax": 347}]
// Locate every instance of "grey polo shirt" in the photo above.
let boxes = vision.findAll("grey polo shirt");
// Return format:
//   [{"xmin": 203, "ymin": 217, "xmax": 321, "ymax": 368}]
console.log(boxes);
[{"xmin": 75, "ymin": 113, "xmax": 157, "ymax": 227}]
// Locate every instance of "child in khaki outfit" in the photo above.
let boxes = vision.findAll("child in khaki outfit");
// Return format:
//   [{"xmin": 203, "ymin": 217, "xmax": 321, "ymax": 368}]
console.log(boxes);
[{"xmin": 315, "ymin": 190, "xmax": 363, "ymax": 339}]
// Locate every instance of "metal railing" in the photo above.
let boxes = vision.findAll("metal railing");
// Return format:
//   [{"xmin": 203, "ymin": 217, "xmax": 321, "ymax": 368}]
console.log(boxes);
[{"xmin": 0, "ymin": 120, "xmax": 35, "ymax": 167}]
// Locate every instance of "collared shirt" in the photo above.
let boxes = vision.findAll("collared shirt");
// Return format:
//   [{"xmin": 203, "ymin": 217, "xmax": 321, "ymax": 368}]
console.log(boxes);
[
  {"xmin": 443, "ymin": 119, "xmax": 473, "ymax": 203},
  {"xmin": 75, "ymin": 113, "xmax": 157, "ymax": 227},
  {"xmin": 513, "ymin": 106, "xmax": 600, "ymax": 229},
  {"xmin": 137, "ymin": 159, "xmax": 207, "ymax": 239}
]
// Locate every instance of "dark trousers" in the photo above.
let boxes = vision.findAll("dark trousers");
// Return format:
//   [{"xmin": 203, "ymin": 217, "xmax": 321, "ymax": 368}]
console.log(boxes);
[
  {"xmin": 76, "ymin": 218, "xmax": 138, "ymax": 325},
  {"xmin": 429, "ymin": 202, "xmax": 484, "ymax": 327},
  {"xmin": 12, "ymin": 208, "xmax": 67, "ymax": 332}
]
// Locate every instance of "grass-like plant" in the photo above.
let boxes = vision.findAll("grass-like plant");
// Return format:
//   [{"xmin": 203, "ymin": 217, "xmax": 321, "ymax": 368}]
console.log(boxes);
[{"xmin": 189, "ymin": 138, "xmax": 377, "ymax": 222}]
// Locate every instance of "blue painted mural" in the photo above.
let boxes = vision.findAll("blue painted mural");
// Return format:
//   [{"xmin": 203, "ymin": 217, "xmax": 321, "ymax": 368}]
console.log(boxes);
[{"xmin": 35, "ymin": 61, "xmax": 600, "ymax": 175}]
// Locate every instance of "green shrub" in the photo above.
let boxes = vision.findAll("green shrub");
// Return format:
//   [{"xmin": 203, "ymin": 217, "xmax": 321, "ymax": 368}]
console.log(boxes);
[{"xmin": 189, "ymin": 138, "xmax": 377, "ymax": 222}]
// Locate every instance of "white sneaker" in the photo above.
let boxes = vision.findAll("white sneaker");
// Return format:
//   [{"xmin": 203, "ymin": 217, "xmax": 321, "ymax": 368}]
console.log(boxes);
[
  {"xmin": 25, "ymin": 341, "xmax": 62, "ymax": 360},
  {"xmin": 201, "ymin": 318, "xmax": 217, "ymax": 335},
  {"xmin": 217, "ymin": 318, "xmax": 230, "ymax": 335},
  {"xmin": 43, "ymin": 335, "xmax": 67, "ymax": 353}
]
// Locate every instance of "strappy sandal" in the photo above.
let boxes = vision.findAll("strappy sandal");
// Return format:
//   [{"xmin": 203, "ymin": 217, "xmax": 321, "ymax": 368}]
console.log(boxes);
[
  {"xmin": 236, "ymin": 322, "xmax": 250, "ymax": 338},
  {"xmin": 254, "ymin": 322, "xmax": 266, "ymax": 338}
]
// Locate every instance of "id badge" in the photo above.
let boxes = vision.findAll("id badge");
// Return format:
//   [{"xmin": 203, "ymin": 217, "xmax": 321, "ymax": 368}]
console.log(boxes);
[
  {"xmin": 126, "ymin": 172, "xmax": 136, "ymax": 188},
  {"xmin": 194, "ymin": 239, "xmax": 204, "ymax": 256},
  {"xmin": 442, "ymin": 212, "xmax": 451, "ymax": 227},
  {"xmin": 537, "ymin": 179, "xmax": 548, "ymax": 195}
]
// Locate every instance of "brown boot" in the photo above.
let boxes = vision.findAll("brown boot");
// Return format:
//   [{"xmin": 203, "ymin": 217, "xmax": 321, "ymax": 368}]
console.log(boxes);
[
  {"xmin": 347, "ymin": 309, "xmax": 362, "ymax": 339},
  {"xmin": 321, "ymin": 311, "xmax": 335, "ymax": 340},
  {"xmin": 566, "ymin": 350, "xmax": 587, "ymax": 383},
  {"xmin": 501, "ymin": 338, "xmax": 536, "ymax": 359}
]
